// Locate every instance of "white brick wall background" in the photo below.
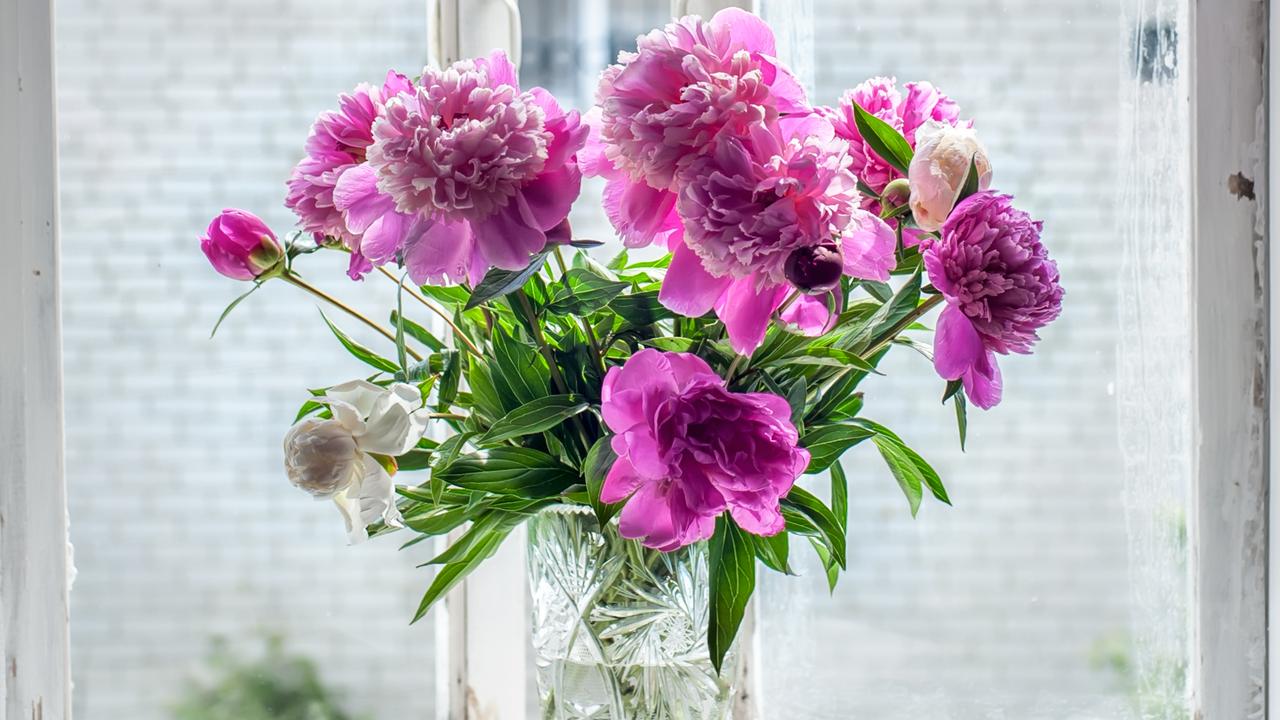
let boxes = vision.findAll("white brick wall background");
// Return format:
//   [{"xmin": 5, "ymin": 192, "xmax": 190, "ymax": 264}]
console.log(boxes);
[
  {"xmin": 56, "ymin": 0, "xmax": 1178, "ymax": 718},
  {"xmin": 57, "ymin": 1, "xmax": 439, "ymax": 718}
]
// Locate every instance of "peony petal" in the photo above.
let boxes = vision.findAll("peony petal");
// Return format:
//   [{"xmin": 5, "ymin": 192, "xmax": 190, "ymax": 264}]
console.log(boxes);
[
  {"xmin": 711, "ymin": 7, "xmax": 777, "ymax": 56},
  {"xmin": 578, "ymin": 107, "xmax": 613, "ymax": 178},
  {"xmin": 481, "ymin": 49, "xmax": 519, "ymax": 87},
  {"xmin": 603, "ymin": 177, "xmax": 680, "ymax": 248},
  {"xmin": 333, "ymin": 165, "xmax": 394, "ymax": 234},
  {"xmin": 326, "ymin": 380, "xmax": 383, "ymax": 418},
  {"xmin": 359, "ymin": 210, "xmax": 414, "ymax": 265},
  {"xmin": 841, "ymin": 210, "xmax": 897, "ymax": 282},
  {"xmin": 658, "ymin": 241, "xmax": 732, "ymax": 317},
  {"xmin": 337, "ymin": 454, "xmax": 404, "ymax": 544},
  {"xmin": 404, "ymin": 218, "xmax": 475, "ymax": 286},
  {"xmin": 728, "ymin": 494, "xmax": 785, "ymax": 537},
  {"xmin": 471, "ymin": 204, "xmax": 547, "ymax": 270},
  {"xmin": 663, "ymin": 352, "xmax": 719, "ymax": 391},
  {"xmin": 933, "ymin": 304, "xmax": 984, "ymax": 381},
  {"xmin": 516, "ymin": 163, "xmax": 581, "ymax": 232},
  {"xmin": 346, "ymin": 250, "xmax": 373, "ymax": 281},
  {"xmin": 618, "ymin": 483, "xmax": 678, "ymax": 548},
  {"xmin": 780, "ymin": 289, "xmax": 841, "ymax": 337},
  {"xmin": 715, "ymin": 277, "xmax": 789, "ymax": 356},
  {"xmin": 600, "ymin": 455, "xmax": 645, "ymax": 504},
  {"xmin": 963, "ymin": 350, "xmax": 1003, "ymax": 410}
]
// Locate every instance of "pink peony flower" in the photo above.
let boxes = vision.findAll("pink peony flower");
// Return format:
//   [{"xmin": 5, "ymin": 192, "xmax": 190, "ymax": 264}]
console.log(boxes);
[
  {"xmin": 285, "ymin": 71, "xmax": 414, "ymax": 279},
  {"xmin": 584, "ymin": 8, "xmax": 809, "ymax": 248},
  {"xmin": 659, "ymin": 115, "xmax": 897, "ymax": 355},
  {"xmin": 199, "ymin": 209, "xmax": 283, "ymax": 281},
  {"xmin": 907, "ymin": 121, "xmax": 992, "ymax": 232},
  {"xmin": 824, "ymin": 77, "xmax": 965, "ymax": 209},
  {"xmin": 600, "ymin": 349, "xmax": 809, "ymax": 551},
  {"xmin": 925, "ymin": 192, "xmax": 1064, "ymax": 409},
  {"xmin": 366, "ymin": 51, "xmax": 587, "ymax": 285}
]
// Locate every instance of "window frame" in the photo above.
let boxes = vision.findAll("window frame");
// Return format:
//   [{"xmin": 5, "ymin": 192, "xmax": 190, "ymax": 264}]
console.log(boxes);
[{"xmin": 1, "ymin": 0, "xmax": 1269, "ymax": 718}]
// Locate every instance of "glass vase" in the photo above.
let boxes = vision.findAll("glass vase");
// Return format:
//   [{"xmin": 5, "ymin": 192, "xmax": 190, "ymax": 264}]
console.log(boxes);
[{"xmin": 526, "ymin": 505, "xmax": 738, "ymax": 720}]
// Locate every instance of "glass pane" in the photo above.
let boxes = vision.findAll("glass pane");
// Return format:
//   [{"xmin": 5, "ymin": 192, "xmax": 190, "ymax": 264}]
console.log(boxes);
[
  {"xmin": 57, "ymin": 2, "xmax": 439, "ymax": 718},
  {"xmin": 754, "ymin": 0, "xmax": 1191, "ymax": 717}
]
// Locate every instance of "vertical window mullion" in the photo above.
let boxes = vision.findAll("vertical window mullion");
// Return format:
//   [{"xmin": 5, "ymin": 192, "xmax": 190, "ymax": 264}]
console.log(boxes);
[
  {"xmin": 1, "ymin": 0, "xmax": 71, "ymax": 717},
  {"xmin": 427, "ymin": 2, "xmax": 529, "ymax": 717}
]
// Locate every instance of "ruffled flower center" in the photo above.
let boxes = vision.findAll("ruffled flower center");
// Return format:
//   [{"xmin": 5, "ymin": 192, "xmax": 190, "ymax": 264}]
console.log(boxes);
[{"xmin": 369, "ymin": 61, "xmax": 551, "ymax": 221}]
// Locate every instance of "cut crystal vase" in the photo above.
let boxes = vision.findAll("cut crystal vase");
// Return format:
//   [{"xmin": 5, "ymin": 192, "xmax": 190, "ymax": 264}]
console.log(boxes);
[{"xmin": 526, "ymin": 505, "xmax": 738, "ymax": 720}]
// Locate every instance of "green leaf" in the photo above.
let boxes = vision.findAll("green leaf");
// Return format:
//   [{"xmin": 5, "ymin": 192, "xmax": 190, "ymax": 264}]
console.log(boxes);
[
  {"xmin": 293, "ymin": 399, "xmax": 325, "ymax": 422},
  {"xmin": 764, "ymin": 346, "xmax": 882, "ymax": 375},
  {"xmin": 855, "ymin": 268, "xmax": 923, "ymax": 351},
  {"xmin": 434, "ymin": 447, "xmax": 579, "ymax": 498},
  {"xmin": 465, "ymin": 249, "xmax": 551, "ymax": 309},
  {"xmin": 491, "ymin": 328, "xmax": 551, "ymax": 410},
  {"xmin": 640, "ymin": 337, "xmax": 697, "ymax": 352},
  {"xmin": 869, "ymin": 431, "xmax": 949, "ymax": 515},
  {"xmin": 411, "ymin": 513, "xmax": 525, "ymax": 623},
  {"xmin": 859, "ymin": 281, "xmax": 894, "ymax": 304},
  {"xmin": 418, "ymin": 285, "xmax": 471, "ymax": 306},
  {"xmin": 610, "ymin": 291, "xmax": 673, "ymax": 326},
  {"xmin": 781, "ymin": 486, "xmax": 846, "ymax": 569},
  {"xmin": 396, "ymin": 447, "xmax": 435, "ymax": 471},
  {"xmin": 209, "ymin": 282, "xmax": 262, "ymax": 338},
  {"xmin": 801, "ymin": 424, "xmax": 874, "ymax": 474},
  {"xmin": 852, "ymin": 102, "xmax": 914, "ymax": 175},
  {"xmin": 583, "ymin": 435, "xmax": 622, "ymax": 526},
  {"xmin": 437, "ymin": 350, "xmax": 461, "ymax": 412},
  {"xmin": 318, "ymin": 310, "xmax": 400, "ymax": 374},
  {"xmin": 708, "ymin": 517, "xmax": 756, "ymax": 674},
  {"xmin": 831, "ymin": 462, "xmax": 848, "ymax": 533},
  {"xmin": 953, "ymin": 391, "xmax": 968, "ymax": 451},
  {"xmin": 477, "ymin": 394, "xmax": 590, "ymax": 446},
  {"xmin": 546, "ymin": 268, "xmax": 629, "ymax": 315},
  {"xmin": 754, "ymin": 532, "xmax": 792, "ymax": 575},
  {"xmin": 957, "ymin": 154, "xmax": 982, "ymax": 204},
  {"xmin": 808, "ymin": 537, "xmax": 841, "ymax": 593},
  {"xmin": 390, "ymin": 310, "xmax": 446, "ymax": 352},
  {"xmin": 785, "ymin": 376, "xmax": 808, "ymax": 428}
]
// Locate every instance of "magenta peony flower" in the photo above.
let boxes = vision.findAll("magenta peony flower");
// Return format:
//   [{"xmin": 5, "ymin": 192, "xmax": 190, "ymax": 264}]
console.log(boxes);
[
  {"xmin": 285, "ymin": 71, "xmax": 412, "ymax": 240},
  {"xmin": 200, "ymin": 209, "xmax": 284, "ymax": 281},
  {"xmin": 583, "ymin": 8, "xmax": 809, "ymax": 248},
  {"xmin": 659, "ymin": 115, "xmax": 897, "ymax": 355},
  {"xmin": 924, "ymin": 192, "xmax": 1063, "ymax": 409},
  {"xmin": 600, "ymin": 349, "xmax": 809, "ymax": 551},
  {"xmin": 365, "ymin": 51, "xmax": 587, "ymax": 285},
  {"xmin": 824, "ymin": 77, "xmax": 965, "ymax": 208}
]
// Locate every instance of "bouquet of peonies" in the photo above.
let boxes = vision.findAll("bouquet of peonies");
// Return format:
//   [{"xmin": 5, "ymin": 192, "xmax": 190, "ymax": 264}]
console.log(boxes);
[{"xmin": 201, "ymin": 8, "xmax": 1062, "ymax": 681}]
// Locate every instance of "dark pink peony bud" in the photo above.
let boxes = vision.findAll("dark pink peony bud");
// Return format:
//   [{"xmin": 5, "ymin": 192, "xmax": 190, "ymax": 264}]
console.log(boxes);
[
  {"xmin": 784, "ymin": 242, "xmax": 844, "ymax": 295},
  {"xmin": 199, "ymin": 209, "xmax": 283, "ymax": 281}
]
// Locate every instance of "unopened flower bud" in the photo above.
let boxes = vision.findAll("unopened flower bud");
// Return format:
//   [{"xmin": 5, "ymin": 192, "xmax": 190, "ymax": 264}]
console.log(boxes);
[
  {"xmin": 882, "ymin": 178, "xmax": 912, "ymax": 209},
  {"xmin": 283, "ymin": 418, "xmax": 363, "ymax": 498},
  {"xmin": 200, "ymin": 209, "xmax": 285, "ymax": 281},
  {"xmin": 784, "ymin": 242, "xmax": 844, "ymax": 295}
]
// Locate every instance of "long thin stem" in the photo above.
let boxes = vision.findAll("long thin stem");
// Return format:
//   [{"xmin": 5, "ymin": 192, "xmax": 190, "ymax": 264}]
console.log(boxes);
[
  {"xmin": 375, "ymin": 266, "xmax": 482, "ymax": 357},
  {"xmin": 863, "ymin": 293, "xmax": 944, "ymax": 359},
  {"xmin": 283, "ymin": 272, "xmax": 423, "ymax": 361},
  {"xmin": 553, "ymin": 247, "xmax": 606, "ymax": 375},
  {"xmin": 514, "ymin": 289, "xmax": 592, "ymax": 454},
  {"xmin": 725, "ymin": 353, "xmax": 747, "ymax": 384}
]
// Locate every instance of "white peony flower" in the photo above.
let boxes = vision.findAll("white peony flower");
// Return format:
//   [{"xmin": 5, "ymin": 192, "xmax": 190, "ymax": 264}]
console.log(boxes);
[
  {"xmin": 283, "ymin": 379, "xmax": 430, "ymax": 543},
  {"xmin": 907, "ymin": 120, "xmax": 993, "ymax": 232}
]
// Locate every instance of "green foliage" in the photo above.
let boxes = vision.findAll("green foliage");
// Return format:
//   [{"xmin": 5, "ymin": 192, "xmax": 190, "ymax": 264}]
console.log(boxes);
[
  {"xmin": 294, "ymin": 233, "xmax": 961, "ymax": 672},
  {"xmin": 171, "ymin": 636, "xmax": 362, "ymax": 720}
]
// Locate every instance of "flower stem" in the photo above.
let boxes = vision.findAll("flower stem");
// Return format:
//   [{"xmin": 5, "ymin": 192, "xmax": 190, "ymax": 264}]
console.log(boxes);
[
  {"xmin": 725, "ymin": 353, "xmax": 747, "ymax": 384},
  {"xmin": 514, "ymin": 289, "xmax": 593, "ymax": 454},
  {"xmin": 863, "ymin": 293, "xmax": 944, "ymax": 359},
  {"xmin": 553, "ymin": 247, "xmax": 606, "ymax": 376},
  {"xmin": 283, "ymin": 272, "xmax": 423, "ymax": 361},
  {"xmin": 375, "ymin": 266, "xmax": 482, "ymax": 357}
]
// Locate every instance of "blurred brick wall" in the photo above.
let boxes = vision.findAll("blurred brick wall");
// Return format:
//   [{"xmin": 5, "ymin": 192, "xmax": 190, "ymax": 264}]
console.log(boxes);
[{"xmin": 57, "ymin": 1, "xmax": 439, "ymax": 717}]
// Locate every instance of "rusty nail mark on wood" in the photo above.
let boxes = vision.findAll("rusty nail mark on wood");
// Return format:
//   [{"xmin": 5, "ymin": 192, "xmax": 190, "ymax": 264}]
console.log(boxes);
[
  {"xmin": 1228, "ymin": 172, "xmax": 1256, "ymax": 200},
  {"xmin": 8, "ymin": 656, "xmax": 16, "ymax": 678}
]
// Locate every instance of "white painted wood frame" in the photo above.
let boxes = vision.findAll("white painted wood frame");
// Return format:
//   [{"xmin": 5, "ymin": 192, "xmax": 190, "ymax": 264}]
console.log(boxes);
[
  {"xmin": 428, "ymin": 2, "xmax": 529, "ymax": 717},
  {"xmin": 0, "ymin": 0, "xmax": 72, "ymax": 719},
  {"xmin": 1194, "ymin": 0, "xmax": 1269, "ymax": 717}
]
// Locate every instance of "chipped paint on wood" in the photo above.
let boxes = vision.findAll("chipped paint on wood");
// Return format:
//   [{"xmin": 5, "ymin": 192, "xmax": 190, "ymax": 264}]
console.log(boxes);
[{"xmin": 1190, "ymin": 0, "xmax": 1268, "ymax": 717}]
